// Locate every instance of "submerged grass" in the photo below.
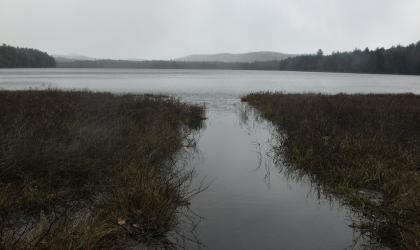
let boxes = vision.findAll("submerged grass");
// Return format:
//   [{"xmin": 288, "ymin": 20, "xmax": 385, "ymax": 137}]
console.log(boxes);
[
  {"xmin": 242, "ymin": 92, "xmax": 420, "ymax": 249},
  {"xmin": 0, "ymin": 89, "xmax": 205, "ymax": 249}
]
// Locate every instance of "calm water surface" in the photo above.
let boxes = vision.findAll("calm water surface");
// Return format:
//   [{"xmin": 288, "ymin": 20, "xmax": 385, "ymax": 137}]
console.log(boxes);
[{"xmin": 1, "ymin": 69, "xmax": 420, "ymax": 249}]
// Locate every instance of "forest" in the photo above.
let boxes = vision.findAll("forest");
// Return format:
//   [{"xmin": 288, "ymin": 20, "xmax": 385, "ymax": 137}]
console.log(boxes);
[
  {"xmin": 278, "ymin": 41, "xmax": 420, "ymax": 75},
  {"xmin": 2, "ymin": 42, "xmax": 420, "ymax": 75},
  {"xmin": 57, "ymin": 41, "xmax": 420, "ymax": 75},
  {"xmin": 56, "ymin": 59, "xmax": 281, "ymax": 70},
  {"xmin": 0, "ymin": 44, "xmax": 56, "ymax": 68}
]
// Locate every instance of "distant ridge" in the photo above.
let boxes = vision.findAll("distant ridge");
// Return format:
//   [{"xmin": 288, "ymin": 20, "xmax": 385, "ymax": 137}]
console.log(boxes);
[
  {"xmin": 175, "ymin": 51, "xmax": 295, "ymax": 63},
  {"xmin": 54, "ymin": 54, "xmax": 95, "ymax": 63}
]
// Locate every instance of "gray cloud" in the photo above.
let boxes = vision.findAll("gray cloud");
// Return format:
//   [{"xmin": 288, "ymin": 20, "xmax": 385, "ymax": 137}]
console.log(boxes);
[{"xmin": 1, "ymin": 0, "xmax": 419, "ymax": 59}]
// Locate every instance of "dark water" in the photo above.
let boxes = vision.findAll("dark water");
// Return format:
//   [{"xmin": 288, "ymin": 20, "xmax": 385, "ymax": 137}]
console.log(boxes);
[{"xmin": 1, "ymin": 69, "xmax": 420, "ymax": 249}]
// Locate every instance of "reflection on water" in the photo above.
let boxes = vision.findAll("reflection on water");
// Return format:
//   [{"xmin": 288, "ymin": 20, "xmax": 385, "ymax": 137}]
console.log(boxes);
[
  {"xmin": 181, "ymin": 97, "xmax": 360, "ymax": 249},
  {"xmin": 2, "ymin": 68, "xmax": 420, "ymax": 95},
  {"xmin": 1, "ymin": 69, "xmax": 419, "ymax": 249}
]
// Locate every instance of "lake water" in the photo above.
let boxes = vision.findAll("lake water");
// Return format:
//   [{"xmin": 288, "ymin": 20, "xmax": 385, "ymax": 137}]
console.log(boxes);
[{"xmin": 1, "ymin": 69, "xmax": 420, "ymax": 249}]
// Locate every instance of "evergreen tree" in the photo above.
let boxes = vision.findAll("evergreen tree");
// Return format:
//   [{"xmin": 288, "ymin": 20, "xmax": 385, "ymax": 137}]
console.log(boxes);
[{"xmin": 0, "ymin": 44, "xmax": 56, "ymax": 68}]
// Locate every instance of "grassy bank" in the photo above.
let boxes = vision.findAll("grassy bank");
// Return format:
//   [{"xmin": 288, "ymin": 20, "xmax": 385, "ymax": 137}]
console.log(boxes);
[
  {"xmin": 242, "ymin": 93, "xmax": 420, "ymax": 249},
  {"xmin": 0, "ymin": 90, "xmax": 205, "ymax": 249}
]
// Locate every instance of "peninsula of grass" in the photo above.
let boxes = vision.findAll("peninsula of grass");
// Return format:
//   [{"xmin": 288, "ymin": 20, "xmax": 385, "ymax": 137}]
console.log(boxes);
[
  {"xmin": 0, "ymin": 89, "xmax": 205, "ymax": 249},
  {"xmin": 242, "ymin": 92, "xmax": 420, "ymax": 249}
]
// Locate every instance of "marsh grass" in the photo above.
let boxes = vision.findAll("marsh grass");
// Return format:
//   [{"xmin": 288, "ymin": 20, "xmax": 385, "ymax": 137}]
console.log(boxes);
[
  {"xmin": 242, "ymin": 92, "xmax": 420, "ymax": 249},
  {"xmin": 0, "ymin": 89, "xmax": 205, "ymax": 249}
]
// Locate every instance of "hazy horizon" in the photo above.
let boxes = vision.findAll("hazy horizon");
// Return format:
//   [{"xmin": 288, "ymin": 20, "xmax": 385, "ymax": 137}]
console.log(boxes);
[{"xmin": 1, "ymin": 0, "xmax": 420, "ymax": 60}]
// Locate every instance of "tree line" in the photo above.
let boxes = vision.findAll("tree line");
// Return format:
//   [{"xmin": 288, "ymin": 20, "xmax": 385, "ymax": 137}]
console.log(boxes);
[
  {"xmin": 58, "ymin": 41, "xmax": 420, "ymax": 75},
  {"xmin": 0, "ymin": 44, "xmax": 56, "ymax": 68},
  {"xmin": 56, "ymin": 59, "xmax": 282, "ymax": 70},
  {"xmin": 278, "ymin": 41, "xmax": 420, "ymax": 75},
  {"xmin": 2, "ymin": 41, "xmax": 419, "ymax": 75}
]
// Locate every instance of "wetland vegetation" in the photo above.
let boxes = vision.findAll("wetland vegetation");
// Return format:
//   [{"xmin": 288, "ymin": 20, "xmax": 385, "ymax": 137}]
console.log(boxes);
[
  {"xmin": 0, "ymin": 89, "xmax": 205, "ymax": 249},
  {"xmin": 242, "ymin": 93, "xmax": 420, "ymax": 249}
]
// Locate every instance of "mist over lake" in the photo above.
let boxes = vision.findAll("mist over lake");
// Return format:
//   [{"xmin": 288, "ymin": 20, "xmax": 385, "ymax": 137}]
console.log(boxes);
[{"xmin": 2, "ymin": 68, "xmax": 420, "ymax": 94}]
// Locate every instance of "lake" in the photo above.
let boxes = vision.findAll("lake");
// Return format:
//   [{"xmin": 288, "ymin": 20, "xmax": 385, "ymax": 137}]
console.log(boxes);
[{"xmin": 1, "ymin": 69, "xmax": 420, "ymax": 249}]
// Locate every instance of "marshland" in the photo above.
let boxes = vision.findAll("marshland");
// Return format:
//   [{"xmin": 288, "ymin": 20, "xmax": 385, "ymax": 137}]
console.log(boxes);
[
  {"xmin": 3, "ymin": 0, "xmax": 420, "ymax": 248},
  {"xmin": 242, "ymin": 93, "xmax": 420, "ymax": 249},
  {"xmin": 1, "ymin": 69, "xmax": 420, "ymax": 250},
  {"xmin": 0, "ymin": 89, "xmax": 205, "ymax": 248}
]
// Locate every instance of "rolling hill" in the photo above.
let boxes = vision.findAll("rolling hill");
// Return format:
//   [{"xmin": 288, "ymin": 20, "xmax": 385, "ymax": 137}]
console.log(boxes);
[{"xmin": 175, "ymin": 51, "xmax": 295, "ymax": 63}]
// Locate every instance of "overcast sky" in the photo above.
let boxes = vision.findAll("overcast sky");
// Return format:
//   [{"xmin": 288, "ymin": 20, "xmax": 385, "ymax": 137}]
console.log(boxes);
[{"xmin": 1, "ymin": 0, "xmax": 419, "ymax": 59}]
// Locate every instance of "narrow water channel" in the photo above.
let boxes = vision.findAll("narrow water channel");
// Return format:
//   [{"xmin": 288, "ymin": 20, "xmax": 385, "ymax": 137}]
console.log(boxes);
[
  {"xmin": 3, "ymin": 69, "xmax": 418, "ymax": 249},
  {"xmin": 178, "ymin": 94, "xmax": 358, "ymax": 250}
]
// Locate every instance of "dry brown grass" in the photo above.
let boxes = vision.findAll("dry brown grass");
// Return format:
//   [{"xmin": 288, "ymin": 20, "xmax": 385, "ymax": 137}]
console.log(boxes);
[
  {"xmin": 242, "ymin": 92, "xmax": 420, "ymax": 250},
  {"xmin": 0, "ymin": 89, "xmax": 205, "ymax": 249}
]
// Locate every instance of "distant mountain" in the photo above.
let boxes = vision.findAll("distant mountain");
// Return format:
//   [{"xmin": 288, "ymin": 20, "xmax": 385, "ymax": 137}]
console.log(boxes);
[
  {"xmin": 175, "ymin": 51, "xmax": 295, "ymax": 63},
  {"xmin": 54, "ymin": 54, "xmax": 95, "ymax": 63}
]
